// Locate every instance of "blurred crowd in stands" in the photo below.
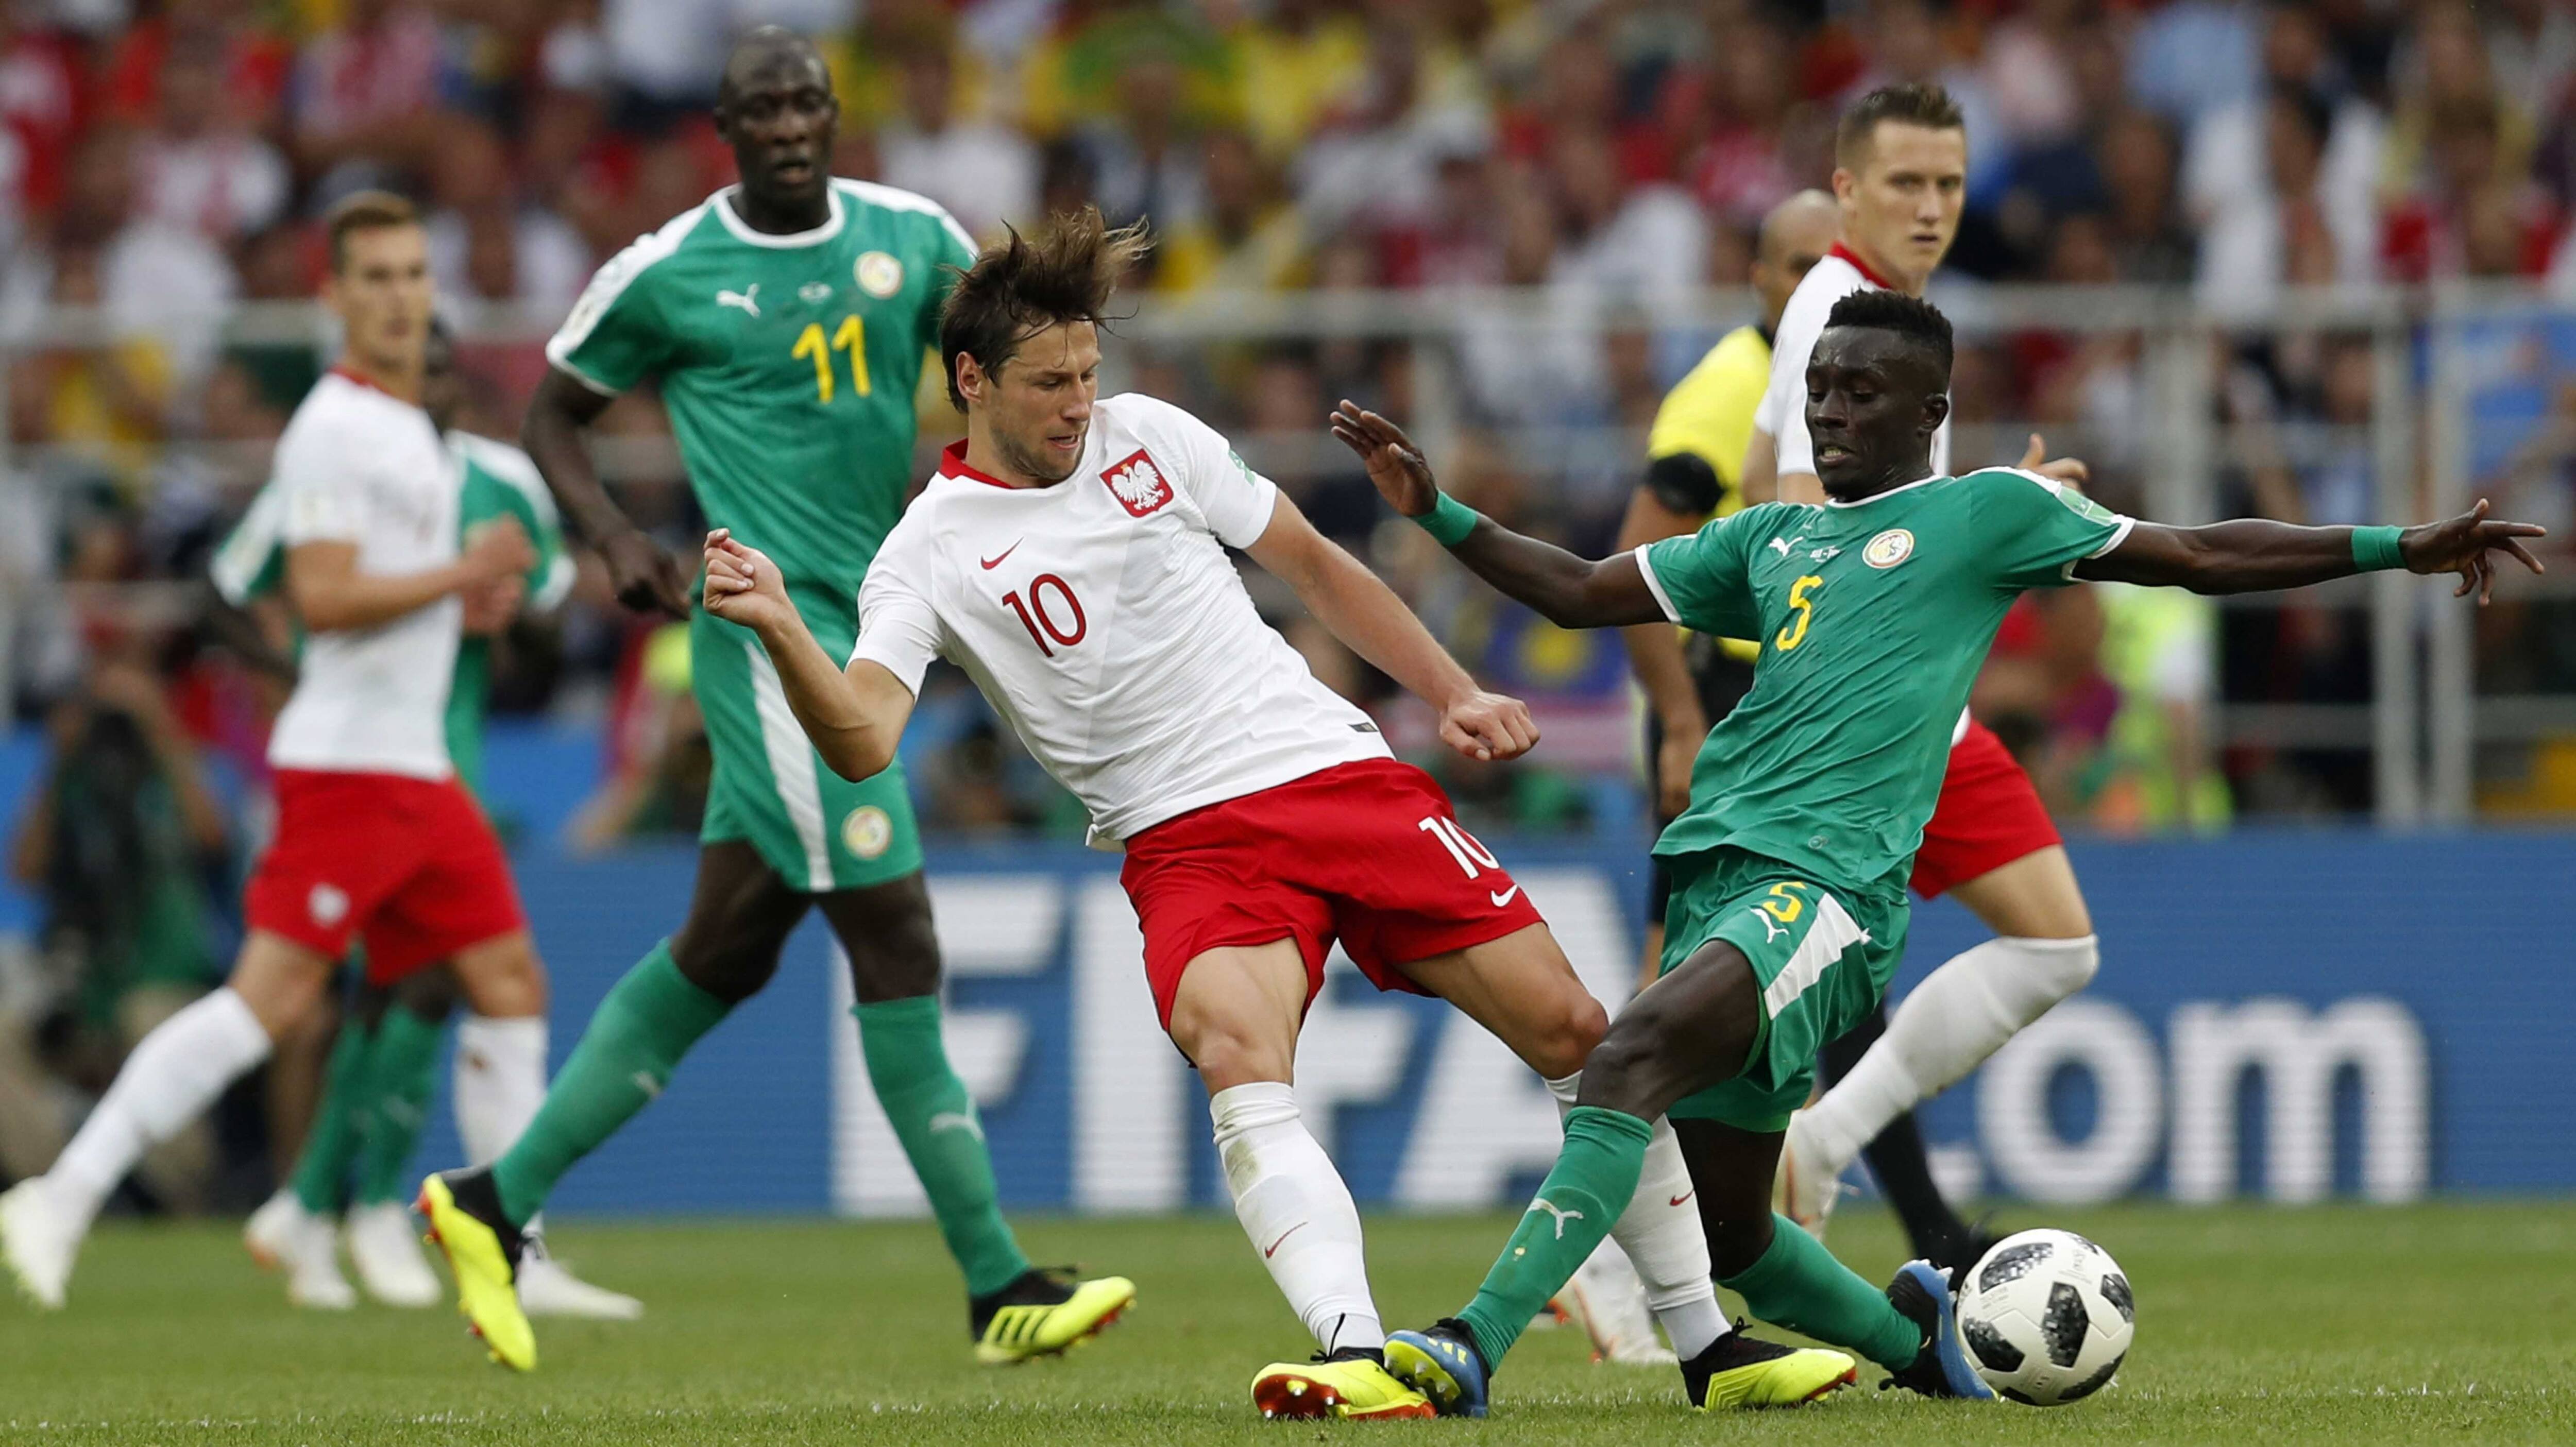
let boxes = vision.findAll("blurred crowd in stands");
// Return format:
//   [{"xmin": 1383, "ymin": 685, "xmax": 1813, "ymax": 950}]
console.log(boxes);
[{"xmin": 0, "ymin": 0, "xmax": 2574, "ymax": 897}]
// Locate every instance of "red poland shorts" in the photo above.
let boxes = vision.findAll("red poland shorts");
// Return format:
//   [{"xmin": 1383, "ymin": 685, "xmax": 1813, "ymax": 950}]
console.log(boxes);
[
  {"xmin": 1907, "ymin": 719, "xmax": 2064, "ymax": 900},
  {"xmin": 1121, "ymin": 757, "xmax": 1548, "ymax": 1031},
  {"xmin": 243, "ymin": 770, "xmax": 527, "ymax": 983}
]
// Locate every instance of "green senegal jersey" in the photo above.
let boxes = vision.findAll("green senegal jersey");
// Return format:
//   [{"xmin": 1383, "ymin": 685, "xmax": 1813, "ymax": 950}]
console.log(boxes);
[
  {"xmin": 1638, "ymin": 467, "xmax": 2132, "ymax": 897},
  {"xmin": 210, "ymin": 430, "xmax": 573, "ymax": 793},
  {"xmin": 545, "ymin": 179, "xmax": 977, "ymax": 652}
]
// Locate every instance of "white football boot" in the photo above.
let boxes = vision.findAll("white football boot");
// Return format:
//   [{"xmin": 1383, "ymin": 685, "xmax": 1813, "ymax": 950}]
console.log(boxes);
[
  {"xmin": 1774, "ymin": 1109, "xmax": 1845, "ymax": 1242},
  {"xmin": 1552, "ymin": 1239, "xmax": 1675, "ymax": 1365},
  {"xmin": 515, "ymin": 1232, "xmax": 643, "ymax": 1320},
  {"xmin": 244, "ymin": 1191, "xmax": 355, "ymax": 1309},
  {"xmin": 344, "ymin": 1201, "xmax": 440, "ymax": 1307},
  {"xmin": 0, "ymin": 1178, "xmax": 83, "ymax": 1309}
]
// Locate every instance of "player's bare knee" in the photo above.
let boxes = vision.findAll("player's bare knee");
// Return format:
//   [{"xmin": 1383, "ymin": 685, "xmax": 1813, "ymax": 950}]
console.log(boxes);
[
  {"xmin": 1577, "ymin": 1007, "xmax": 1687, "ymax": 1116},
  {"xmin": 822, "ymin": 876, "xmax": 942, "ymax": 1005},
  {"xmin": 1527, "ymin": 993, "xmax": 1608, "ymax": 1079},
  {"xmin": 391, "ymin": 965, "xmax": 459, "ymax": 1024},
  {"xmin": 453, "ymin": 933, "xmax": 548, "ymax": 1017}
]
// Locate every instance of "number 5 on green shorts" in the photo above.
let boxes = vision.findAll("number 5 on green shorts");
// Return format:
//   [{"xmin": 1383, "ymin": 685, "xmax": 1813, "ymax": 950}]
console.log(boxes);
[{"xmin": 1657, "ymin": 848, "xmax": 1911, "ymax": 1134}]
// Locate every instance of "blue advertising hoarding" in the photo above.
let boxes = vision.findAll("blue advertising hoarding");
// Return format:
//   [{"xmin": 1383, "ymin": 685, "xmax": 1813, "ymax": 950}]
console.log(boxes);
[{"xmin": 372, "ymin": 832, "xmax": 2576, "ymax": 1217}]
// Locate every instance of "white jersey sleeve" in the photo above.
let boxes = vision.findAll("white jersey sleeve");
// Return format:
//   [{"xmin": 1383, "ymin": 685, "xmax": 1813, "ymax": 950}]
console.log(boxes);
[
  {"xmin": 848, "ymin": 519, "xmax": 946, "ymax": 698},
  {"xmin": 1121, "ymin": 393, "xmax": 1278, "ymax": 548},
  {"xmin": 274, "ymin": 403, "xmax": 371, "ymax": 546}
]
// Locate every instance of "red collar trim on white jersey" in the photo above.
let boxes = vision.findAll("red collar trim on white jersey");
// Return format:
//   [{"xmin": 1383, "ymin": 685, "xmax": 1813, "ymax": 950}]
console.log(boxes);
[
  {"xmin": 939, "ymin": 440, "xmax": 1033, "ymax": 490},
  {"xmin": 1829, "ymin": 241, "xmax": 1900, "ymax": 291}
]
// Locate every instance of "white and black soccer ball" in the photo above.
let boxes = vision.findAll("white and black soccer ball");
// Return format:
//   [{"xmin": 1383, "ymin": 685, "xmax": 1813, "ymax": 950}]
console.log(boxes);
[{"xmin": 1955, "ymin": 1228, "xmax": 2133, "ymax": 1406}]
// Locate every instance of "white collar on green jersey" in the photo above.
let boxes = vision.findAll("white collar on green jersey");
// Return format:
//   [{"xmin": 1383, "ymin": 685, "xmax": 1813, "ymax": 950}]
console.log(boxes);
[
  {"xmin": 712, "ymin": 184, "xmax": 846, "ymax": 248},
  {"xmin": 1823, "ymin": 471, "xmax": 1946, "ymax": 508}
]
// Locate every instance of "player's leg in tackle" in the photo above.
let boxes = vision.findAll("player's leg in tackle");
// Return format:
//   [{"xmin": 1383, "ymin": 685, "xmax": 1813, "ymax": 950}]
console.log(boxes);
[
  {"xmin": 1401, "ymin": 924, "xmax": 1728, "ymax": 1371},
  {"xmin": 1172, "ymin": 940, "xmax": 1430, "ymax": 1421},
  {"xmin": 1785, "ymin": 730, "xmax": 2095, "ymax": 1261},
  {"xmin": 815, "ymin": 876, "xmax": 1130, "ymax": 1361},
  {"xmin": 1384, "ymin": 860, "xmax": 1944, "ymax": 1414}
]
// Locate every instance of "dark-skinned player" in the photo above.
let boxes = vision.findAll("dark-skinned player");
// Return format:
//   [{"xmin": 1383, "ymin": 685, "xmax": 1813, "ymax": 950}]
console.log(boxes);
[
  {"xmin": 1331, "ymin": 290, "xmax": 2542, "ymax": 1416},
  {"xmin": 416, "ymin": 28, "xmax": 1131, "ymax": 1370}
]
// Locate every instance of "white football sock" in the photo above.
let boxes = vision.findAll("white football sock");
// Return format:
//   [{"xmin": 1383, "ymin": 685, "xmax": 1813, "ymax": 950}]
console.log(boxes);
[
  {"xmin": 1801, "ymin": 934, "xmax": 2100, "ymax": 1178},
  {"xmin": 452, "ymin": 1014, "xmax": 549, "ymax": 1167},
  {"xmin": 1547, "ymin": 1072, "xmax": 1728, "ymax": 1359},
  {"xmin": 50, "ymin": 988, "xmax": 272, "ymax": 1224},
  {"xmin": 1210, "ymin": 1081, "xmax": 1383, "ymax": 1355}
]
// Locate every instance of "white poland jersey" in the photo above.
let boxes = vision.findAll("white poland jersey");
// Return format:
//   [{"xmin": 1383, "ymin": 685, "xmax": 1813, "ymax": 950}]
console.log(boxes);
[
  {"xmin": 1753, "ymin": 243, "xmax": 1953, "ymax": 481},
  {"xmin": 265, "ymin": 369, "xmax": 462, "ymax": 780},
  {"xmin": 849, "ymin": 393, "xmax": 1389, "ymax": 845}
]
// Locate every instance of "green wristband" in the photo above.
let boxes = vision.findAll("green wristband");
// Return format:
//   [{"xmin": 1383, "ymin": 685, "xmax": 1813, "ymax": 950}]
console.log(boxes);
[
  {"xmin": 2351, "ymin": 525, "xmax": 2406, "ymax": 573},
  {"xmin": 1416, "ymin": 491, "xmax": 1480, "ymax": 547}
]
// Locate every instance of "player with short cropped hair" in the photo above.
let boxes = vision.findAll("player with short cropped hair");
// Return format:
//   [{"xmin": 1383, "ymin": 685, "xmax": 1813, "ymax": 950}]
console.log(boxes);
[
  {"xmin": 416, "ymin": 27, "xmax": 1124, "ymax": 1372},
  {"xmin": 218, "ymin": 320, "xmax": 635, "ymax": 1322},
  {"xmin": 1741, "ymin": 83, "xmax": 2106, "ymax": 1266},
  {"xmin": 699, "ymin": 206, "xmax": 1799, "ymax": 1419},
  {"xmin": 1345, "ymin": 290, "xmax": 2542, "ymax": 1416},
  {"xmin": 2, "ymin": 192, "xmax": 553, "ymax": 1316}
]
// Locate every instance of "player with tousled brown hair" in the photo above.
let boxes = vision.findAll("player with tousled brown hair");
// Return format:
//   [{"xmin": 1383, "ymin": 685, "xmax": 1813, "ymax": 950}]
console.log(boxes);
[{"xmin": 701, "ymin": 206, "xmax": 1807, "ymax": 1419}]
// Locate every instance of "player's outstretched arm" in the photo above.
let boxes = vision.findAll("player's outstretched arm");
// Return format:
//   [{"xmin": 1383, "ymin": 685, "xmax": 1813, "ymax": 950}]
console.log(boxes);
[
  {"xmin": 1245, "ymin": 491, "xmax": 1538, "ymax": 763},
  {"xmin": 701, "ymin": 530, "xmax": 916, "ymax": 780},
  {"xmin": 286, "ymin": 518, "xmax": 533, "ymax": 633},
  {"xmin": 523, "ymin": 367, "xmax": 691, "ymax": 619},
  {"xmin": 2077, "ymin": 500, "xmax": 2546, "ymax": 604},
  {"xmin": 1330, "ymin": 402, "xmax": 1665, "ymax": 629}
]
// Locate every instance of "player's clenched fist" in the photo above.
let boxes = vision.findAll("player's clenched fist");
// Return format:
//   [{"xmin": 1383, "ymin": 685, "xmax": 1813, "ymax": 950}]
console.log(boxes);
[
  {"xmin": 460, "ymin": 515, "xmax": 535, "ymax": 584},
  {"xmin": 1439, "ymin": 689, "xmax": 1540, "ymax": 763},
  {"xmin": 702, "ymin": 529, "xmax": 795, "ymax": 632}
]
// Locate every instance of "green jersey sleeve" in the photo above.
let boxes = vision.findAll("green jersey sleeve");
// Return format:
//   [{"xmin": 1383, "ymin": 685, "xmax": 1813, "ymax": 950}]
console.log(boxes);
[
  {"xmin": 546, "ymin": 228, "xmax": 686, "ymax": 395},
  {"xmin": 1970, "ymin": 468, "xmax": 2136, "ymax": 591},
  {"xmin": 1638, "ymin": 506, "xmax": 1771, "ymax": 639}
]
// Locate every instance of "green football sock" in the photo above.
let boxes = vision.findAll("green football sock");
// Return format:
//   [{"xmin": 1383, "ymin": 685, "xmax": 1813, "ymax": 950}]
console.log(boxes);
[
  {"xmin": 490, "ymin": 941, "xmax": 731, "ymax": 1228},
  {"xmin": 855, "ymin": 995, "xmax": 1030, "ymax": 1299},
  {"xmin": 1455, "ymin": 1106, "xmax": 1653, "ymax": 1371},
  {"xmin": 1717, "ymin": 1213, "xmax": 1922, "ymax": 1372},
  {"xmin": 289, "ymin": 1019, "xmax": 374, "ymax": 1215},
  {"xmin": 351, "ymin": 1005, "xmax": 448, "ymax": 1206}
]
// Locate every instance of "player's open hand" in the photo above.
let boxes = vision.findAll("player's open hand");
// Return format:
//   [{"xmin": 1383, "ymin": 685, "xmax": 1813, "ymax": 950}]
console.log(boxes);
[
  {"xmin": 2401, "ymin": 498, "xmax": 2548, "ymax": 605},
  {"xmin": 604, "ymin": 527, "xmax": 693, "ymax": 619},
  {"xmin": 702, "ymin": 529, "xmax": 795, "ymax": 632},
  {"xmin": 2016, "ymin": 433, "xmax": 2091, "ymax": 488},
  {"xmin": 1330, "ymin": 401, "xmax": 1439, "ymax": 518},
  {"xmin": 461, "ymin": 515, "xmax": 536, "ymax": 585},
  {"xmin": 1440, "ymin": 689, "xmax": 1540, "ymax": 763}
]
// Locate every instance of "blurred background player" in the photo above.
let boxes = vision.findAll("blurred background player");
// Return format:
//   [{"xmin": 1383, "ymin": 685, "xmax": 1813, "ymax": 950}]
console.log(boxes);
[
  {"xmin": 1740, "ymin": 84, "xmax": 2099, "ymax": 1268},
  {"xmin": 698, "ymin": 208, "xmax": 1725, "ymax": 1422},
  {"xmin": 416, "ymin": 29, "xmax": 1121, "ymax": 1371},
  {"xmin": 1345, "ymin": 293, "xmax": 2543, "ymax": 1417},
  {"xmin": 214, "ymin": 319, "xmax": 634, "ymax": 1321},
  {"xmin": 1, "ymin": 192, "xmax": 549, "ymax": 1312},
  {"xmin": 1554, "ymin": 186, "xmax": 1840, "ymax": 1368}
]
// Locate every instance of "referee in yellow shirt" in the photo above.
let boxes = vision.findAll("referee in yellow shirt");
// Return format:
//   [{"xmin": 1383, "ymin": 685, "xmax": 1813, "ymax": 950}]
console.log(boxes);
[{"xmin": 1616, "ymin": 191, "xmax": 1838, "ymax": 977}]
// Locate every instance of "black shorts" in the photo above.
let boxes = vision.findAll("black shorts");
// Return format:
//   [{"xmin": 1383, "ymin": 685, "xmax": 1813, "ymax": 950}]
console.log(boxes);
[{"xmin": 1643, "ymin": 636, "xmax": 1758, "ymax": 928}]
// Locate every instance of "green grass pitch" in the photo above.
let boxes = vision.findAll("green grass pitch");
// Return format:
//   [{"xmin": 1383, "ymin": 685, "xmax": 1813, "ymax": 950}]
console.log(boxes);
[{"xmin": 3, "ymin": 1203, "xmax": 2571, "ymax": 1444}]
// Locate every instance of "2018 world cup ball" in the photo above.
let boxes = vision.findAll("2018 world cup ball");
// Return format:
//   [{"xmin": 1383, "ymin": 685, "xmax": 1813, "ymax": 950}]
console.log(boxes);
[{"xmin": 1956, "ymin": 1229, "xmax": 2134, "ymax": 1405}]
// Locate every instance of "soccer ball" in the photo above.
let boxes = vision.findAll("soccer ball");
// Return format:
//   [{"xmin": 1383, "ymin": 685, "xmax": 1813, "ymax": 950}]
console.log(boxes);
[{"xmin": 1955, "ymin": 1229, "xmax": 2133, "ymax": 1405}]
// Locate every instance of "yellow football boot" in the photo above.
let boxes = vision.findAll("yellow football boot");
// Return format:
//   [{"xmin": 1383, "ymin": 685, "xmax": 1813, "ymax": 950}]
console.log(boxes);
[
  {"xmin": 416, "ymin": 1169, "xmax": 536, "ymax": 1372},
  {"xmin": 1251, "ymin": 1352, "xmax": 1439, "ymax": 1420},
  {"xmin": 973, "ymin": 1270, "xmax": 1137, "ymax": 1364},
  {"xmin": 1683, "ymin": 1331, "xmax": 1858, "ymax": 1409}
]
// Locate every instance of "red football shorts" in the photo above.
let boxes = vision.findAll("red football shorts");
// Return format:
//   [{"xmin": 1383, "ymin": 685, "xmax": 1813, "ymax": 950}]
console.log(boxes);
[
  {"xmin": 1908, "ymin": 719, "xmax": 2063, "ymax": 899},
  {"xmin": 243, "ymin": 770, "xmax": 527, "ymax": 983},
  {"xmin": 1120, "ymin": 757, "xmax": 1548, "ymax": 1031}
]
